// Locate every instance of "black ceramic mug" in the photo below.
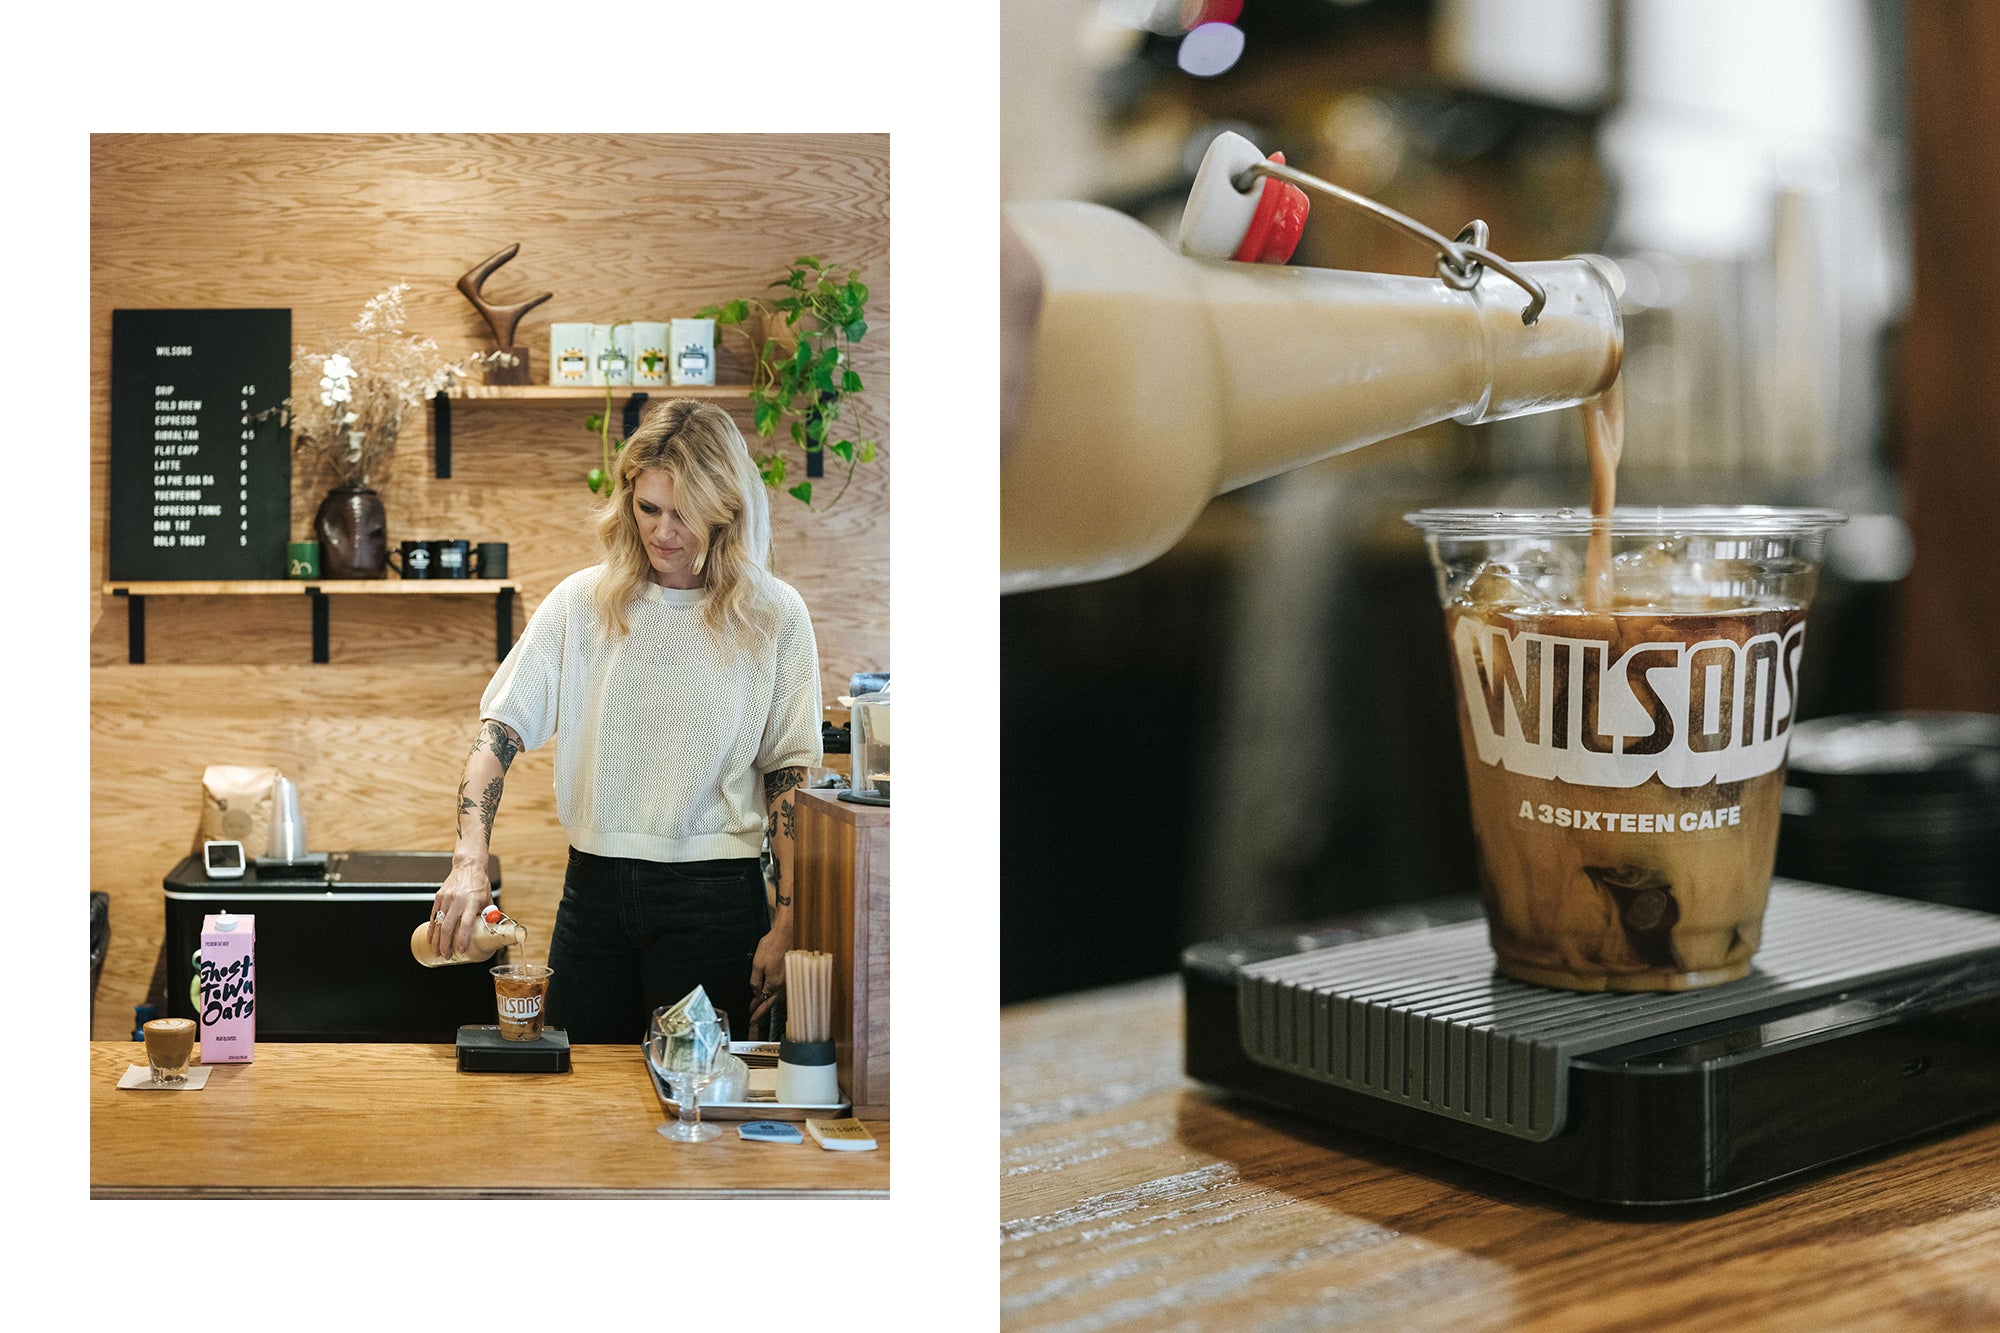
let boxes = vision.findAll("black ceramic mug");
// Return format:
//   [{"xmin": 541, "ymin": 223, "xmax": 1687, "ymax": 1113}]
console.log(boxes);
[
  {"xmin": 435, "ymin": 539, "xmax": 471, "ymax": 579},
  {"xmin": 387, "ymin": 539, "xmax": 436, "ymax": 579},
  {"xmin": 473, "ymin": 542, "xmax": 509, "ymax": 579}
]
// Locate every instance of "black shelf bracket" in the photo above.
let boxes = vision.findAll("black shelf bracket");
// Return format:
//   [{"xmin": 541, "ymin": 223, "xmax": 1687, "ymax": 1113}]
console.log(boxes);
[
  {"xmin": 433, "ymin": 392, "xmax": 452, "ymax": 478},
  {"xmin": 496, "ymin": 587, "xmax": 516, "ymax": 662},
  {"xmin": 117, "ymin": 589, "xmax": 145, "ymax": 664},
  {"xmin": 309, "ymin": 587, "xmax": 330, "ymax": 663},
  {"xmin": 622, "ymin": 391, "xmax": 649, "ymax": 438}
]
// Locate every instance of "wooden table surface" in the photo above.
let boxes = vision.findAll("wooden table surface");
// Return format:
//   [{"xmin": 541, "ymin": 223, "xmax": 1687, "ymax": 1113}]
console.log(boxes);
[
  {"xmin": 1002, "ymin": 977, "xmax": 2000, "ymax": 1332},
  {"xmin": 92, "ymin": 1041, "xmax": 888, "ymax": 1199}
]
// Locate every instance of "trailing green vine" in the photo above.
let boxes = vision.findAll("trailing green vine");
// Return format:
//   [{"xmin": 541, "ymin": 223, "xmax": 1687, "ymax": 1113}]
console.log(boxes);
[
  {"xmin": 699, "ymin": 257, "xmax": 878, "ymax": 509},
  {"xmin": 583, "ymin": 319, "xmax": 631, "ymax": 496}
]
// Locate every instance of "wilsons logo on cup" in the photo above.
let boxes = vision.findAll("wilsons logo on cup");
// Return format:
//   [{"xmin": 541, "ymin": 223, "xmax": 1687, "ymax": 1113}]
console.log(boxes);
[
  {"xmin": 499, "ymin": 991, "xmax": 542, "ymax": 1024},
  {"xmin": 1453, "ymin": 618, "xmax": 1807, "ymax": 788}
]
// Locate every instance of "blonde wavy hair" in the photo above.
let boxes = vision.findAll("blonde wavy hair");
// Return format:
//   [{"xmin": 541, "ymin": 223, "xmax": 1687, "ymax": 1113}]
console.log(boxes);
[{"xmin": 594, "ymin": 399, "xmax": 775, "ymax": 648}]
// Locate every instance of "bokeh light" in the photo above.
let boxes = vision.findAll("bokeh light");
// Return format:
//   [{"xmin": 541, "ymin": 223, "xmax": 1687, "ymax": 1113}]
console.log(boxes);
[{"xmin": 1178, "ymin": 22, "xmax": 1246, "ymax": 76}]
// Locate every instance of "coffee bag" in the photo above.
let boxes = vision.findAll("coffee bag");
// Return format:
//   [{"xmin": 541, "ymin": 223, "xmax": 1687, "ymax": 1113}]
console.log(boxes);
[{"xmin": 194, "ymin": 765, "xmax": 282, "ymax": 857}]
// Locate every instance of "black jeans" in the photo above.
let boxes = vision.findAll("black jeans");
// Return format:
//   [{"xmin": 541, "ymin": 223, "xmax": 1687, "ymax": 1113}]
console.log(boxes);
[{"xmin": 545, "ymin": 847, "xmax": 768, "ymax": 1045}]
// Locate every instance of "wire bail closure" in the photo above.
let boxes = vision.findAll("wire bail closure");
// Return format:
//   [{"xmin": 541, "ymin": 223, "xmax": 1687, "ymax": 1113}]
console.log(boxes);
[{"xmin": 1232, "ymin": 159, "xmax": 1548, "ymax": 325}]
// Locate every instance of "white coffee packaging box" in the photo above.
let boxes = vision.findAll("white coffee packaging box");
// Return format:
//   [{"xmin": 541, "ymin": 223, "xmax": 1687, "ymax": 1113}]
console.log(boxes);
[
  {"xmin": 550, "ymin": 323, "xmax": 592, "ymax": 386},
  {"xmin": 632, "ymin": 322, "xmax": 670, "ymax": 386},
  {"xmin": 590, "ymin": 324, "xmax": 634, "ymax": 386},
  {"xmin": 671, "ymin": 318, "xmax": 717, "ymax": 386}
]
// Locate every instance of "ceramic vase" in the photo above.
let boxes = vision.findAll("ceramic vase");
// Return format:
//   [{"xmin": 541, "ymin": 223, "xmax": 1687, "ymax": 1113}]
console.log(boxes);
[{"xmin": 314, "ymin": 486, "xmax": 388, "ymax": 579}]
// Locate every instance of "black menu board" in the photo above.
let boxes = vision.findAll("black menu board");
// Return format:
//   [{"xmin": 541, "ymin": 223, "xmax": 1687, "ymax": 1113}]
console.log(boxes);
[{"xmin": 108, "ymin": 309, "xmax": 291, "ymax": 581}]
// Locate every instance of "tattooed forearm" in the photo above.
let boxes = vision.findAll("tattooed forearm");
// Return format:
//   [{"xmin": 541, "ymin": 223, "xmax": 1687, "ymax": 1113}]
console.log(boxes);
[
  {"xmin": 763, "ymin": 766, "xmax": 806, "ymax": 804},
  {"xmin": 765, "ymin": 768, "xmax": 803, "ymax": 909},
  {"xmin": 456, "ymin": 723, "xmax": 519, "ymax": 845},
  {"xmin": 481, "ymin": 720, "xmax": 522, "ymax": 771},
  {"xmin": 765, "ymin": 811, "xmax": 792, "ymax": 908},
  {"xmin": 478, "ymin": 775, "xmax": 504, "ymax": 842}
]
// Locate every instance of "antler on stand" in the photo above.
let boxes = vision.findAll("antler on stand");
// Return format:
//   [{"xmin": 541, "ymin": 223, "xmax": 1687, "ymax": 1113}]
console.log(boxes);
[{"xmin": 457, "ymin": 244, "xmax": 552, "ymax": 384}]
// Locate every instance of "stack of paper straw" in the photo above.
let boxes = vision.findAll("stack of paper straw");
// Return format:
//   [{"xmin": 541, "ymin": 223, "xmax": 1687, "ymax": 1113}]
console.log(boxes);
[{"xmin": 785, "ymin": 950, "xmax": 833, "ymax": 1042}]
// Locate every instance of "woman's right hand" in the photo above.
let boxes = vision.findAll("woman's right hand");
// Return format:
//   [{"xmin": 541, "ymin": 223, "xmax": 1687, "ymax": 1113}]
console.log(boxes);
[{"xmin": 429, "ymin": 859, "xmax": 493, "ymax": 960}]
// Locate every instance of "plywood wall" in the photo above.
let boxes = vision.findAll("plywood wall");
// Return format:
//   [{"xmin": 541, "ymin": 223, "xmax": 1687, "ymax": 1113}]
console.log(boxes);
[{"xmin": 89, "ymin": 134, "xmax": 889, "ymax": 1038}]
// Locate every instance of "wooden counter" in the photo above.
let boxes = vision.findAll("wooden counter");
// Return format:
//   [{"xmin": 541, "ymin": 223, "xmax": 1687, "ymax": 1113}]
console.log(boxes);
[
  {"xmin": 92, "ymin": 1041, "xmax": 888, "ymax": 1199},
  {"xmin": 1002, "ymin": 977, "xmax": 2000, "ymax": 1332}
]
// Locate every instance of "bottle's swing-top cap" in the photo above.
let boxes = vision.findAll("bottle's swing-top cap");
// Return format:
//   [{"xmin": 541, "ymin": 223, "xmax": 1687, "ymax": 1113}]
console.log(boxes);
[{"xmin": 1179, "ymin": 130, "xmax": 1310, "ymax": 265}]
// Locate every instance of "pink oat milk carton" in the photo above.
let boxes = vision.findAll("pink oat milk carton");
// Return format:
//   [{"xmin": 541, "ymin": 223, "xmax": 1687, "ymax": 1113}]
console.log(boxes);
[{"xmin": 198, "ymin": 913, "xmax": 256, "ymax": 1063}]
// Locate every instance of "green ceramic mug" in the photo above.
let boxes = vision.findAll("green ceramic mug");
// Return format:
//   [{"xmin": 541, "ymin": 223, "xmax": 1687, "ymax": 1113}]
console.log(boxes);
[{"xmin": 287, "ymin": 541, "xmax": 320, "ymax": 579}]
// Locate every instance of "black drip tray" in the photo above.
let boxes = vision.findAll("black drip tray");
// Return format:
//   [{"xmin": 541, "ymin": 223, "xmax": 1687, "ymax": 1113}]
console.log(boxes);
[
  {"xmin": 1235, "ymin": 882, "xmax": 2000, "ymax": 1141},
  {"xmin": 1185, "ymin": 881, "xmax": 2000, "ymax": 1206},
  {"xmin": 457, "ymin": 1026, "xmax": 571, "ymax": 1073}
]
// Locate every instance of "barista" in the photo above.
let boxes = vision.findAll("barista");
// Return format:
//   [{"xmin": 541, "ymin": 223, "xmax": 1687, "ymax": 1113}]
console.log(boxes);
[{"xmin": 427, "ymin": 400, "xmax": 825, "ymax": 1042}]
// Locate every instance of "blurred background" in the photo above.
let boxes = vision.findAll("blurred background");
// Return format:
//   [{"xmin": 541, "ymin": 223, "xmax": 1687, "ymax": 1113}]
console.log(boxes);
[{"xmin": 1001, "ymin": 0, "xmax": 2000, "ymax": 1002}]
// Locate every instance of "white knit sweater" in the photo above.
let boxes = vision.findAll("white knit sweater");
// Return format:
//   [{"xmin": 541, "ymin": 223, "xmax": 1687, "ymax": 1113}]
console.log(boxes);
[{"xmin": 480, "ymin": 565, "xmax": 824, "ymax": 862}]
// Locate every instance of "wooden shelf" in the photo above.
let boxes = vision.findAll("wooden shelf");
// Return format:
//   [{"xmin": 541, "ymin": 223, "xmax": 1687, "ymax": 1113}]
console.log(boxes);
[
  {"xmin": 104, "ymin": 580, "xmax": 520, "ymax": 596},
  {"xmin": 104, "ymin": 580, "xmax": 523, "ymax": 664},
  {"xmin": 444, "ymin": 384, "xmax": 752, "ymax": 401},
  {"xmin": 429, "ymin": 384, "xmax": 754, "ymax": 478}
]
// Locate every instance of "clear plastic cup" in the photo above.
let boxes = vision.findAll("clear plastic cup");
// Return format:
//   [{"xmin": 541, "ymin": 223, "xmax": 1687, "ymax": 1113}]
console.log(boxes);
[
  {"xmin": 1405, "ymin": 506, "xmax": 1846, "ymax": 991},
  {"xmin": 491, "ymin": 963, "xmax": 553, "ymax": 1041}
]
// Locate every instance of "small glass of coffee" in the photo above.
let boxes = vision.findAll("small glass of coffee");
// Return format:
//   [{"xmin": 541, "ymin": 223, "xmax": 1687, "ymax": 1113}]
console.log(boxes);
[
  {"xmin": 143, "ymin": 1017, "xmax": 197, "ymax": 1085},
  {"xmin": 491, "ymin": 963, "xmax": 553, "ymax": 1041},
  {"xmin": 1407, "ymin": 505, "xmax": 1845, "ymax": 991}
]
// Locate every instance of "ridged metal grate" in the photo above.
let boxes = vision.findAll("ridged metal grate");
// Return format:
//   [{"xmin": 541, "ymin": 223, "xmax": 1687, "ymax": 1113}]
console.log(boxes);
[{"xmin": 1236, "ymin": 881, "xmax": 2000, "ymax": 1141}]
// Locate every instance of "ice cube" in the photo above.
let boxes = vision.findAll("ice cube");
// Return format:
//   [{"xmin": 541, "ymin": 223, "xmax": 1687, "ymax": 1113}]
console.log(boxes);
[
  {"xmin": 1456, "ymin": 561, "xmax": 1542, "ymax": 609},
  {"xmin": 1676, "ymin": 556, "xmax": 1766, "ymax": 607},
  {"xmin": 1610, "ymin": 541, "xmax": 1679, "ymax": 608}
]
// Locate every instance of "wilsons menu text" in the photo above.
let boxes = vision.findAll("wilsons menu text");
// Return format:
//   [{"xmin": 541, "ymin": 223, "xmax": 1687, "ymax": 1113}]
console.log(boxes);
[{"xmin": 109, "ymin": 309, "xmax": 291, "ymax": 581}]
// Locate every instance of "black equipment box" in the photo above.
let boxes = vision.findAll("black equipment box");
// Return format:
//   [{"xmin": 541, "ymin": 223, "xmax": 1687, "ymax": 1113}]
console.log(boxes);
[
  {"xmin": 1183, "ymin": 881, "xmax": 2000, "ymax": 1208},
  {"xmin": 165, "ymin": 851, "xmax": 504, "ymax": 1042},
  {"xmin": 456, "ymin": 1025, "xmax": 571, "ymax": 1073}
]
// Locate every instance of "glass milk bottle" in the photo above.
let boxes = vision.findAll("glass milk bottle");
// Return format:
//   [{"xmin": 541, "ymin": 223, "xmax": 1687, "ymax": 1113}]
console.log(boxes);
[
  {"xmin": 1001, "ymin": 132, "xmax": 1625, "ymax": 593},
  {"xmin": 411, "ymin": 905, "xmax": 526, "ymax": 967}
]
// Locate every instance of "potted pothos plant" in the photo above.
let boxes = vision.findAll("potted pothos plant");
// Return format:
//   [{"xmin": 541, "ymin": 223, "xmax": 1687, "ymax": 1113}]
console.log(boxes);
[{"xmin": 699, "ymin": 256, "xmax": 878, "ymax": 509}]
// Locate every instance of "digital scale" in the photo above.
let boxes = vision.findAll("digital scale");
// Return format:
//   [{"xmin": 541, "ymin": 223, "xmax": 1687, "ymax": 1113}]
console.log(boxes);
[{"xmin": 1183, "ymin": 881, "xmax": 2000, "ymax": 1208}]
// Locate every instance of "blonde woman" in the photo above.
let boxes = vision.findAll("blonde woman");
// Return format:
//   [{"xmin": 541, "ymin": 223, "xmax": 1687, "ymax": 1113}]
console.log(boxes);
[{"xmin": 427, "ymin": 399, "xmax": 823, "ymax": 1043}]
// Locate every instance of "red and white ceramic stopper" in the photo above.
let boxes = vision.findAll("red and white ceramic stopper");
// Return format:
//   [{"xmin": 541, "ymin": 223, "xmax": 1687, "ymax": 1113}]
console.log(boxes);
[{"xmin": 1178, "ymin": 130, "xmax": 1310, "ymax": 265}]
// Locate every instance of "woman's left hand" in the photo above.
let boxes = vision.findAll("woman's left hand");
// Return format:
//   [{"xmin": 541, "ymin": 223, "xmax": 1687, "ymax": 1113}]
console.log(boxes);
[{"xmin": 748, "ymin": 922, "xmax": 792, "ymax": 1027}]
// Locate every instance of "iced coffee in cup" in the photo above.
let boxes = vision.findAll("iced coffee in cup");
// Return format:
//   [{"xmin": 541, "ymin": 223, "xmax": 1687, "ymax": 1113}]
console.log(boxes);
[
  {"xmin": 491, "ymin": 963, "xmax": 553, "ymax": 1041},
  {"xmin": 1407, "ymin": 506, "xmax": 1845, "ymax": 991}
]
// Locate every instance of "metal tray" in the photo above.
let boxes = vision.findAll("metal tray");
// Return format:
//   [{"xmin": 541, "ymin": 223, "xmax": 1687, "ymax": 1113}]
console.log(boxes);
[{"xmin": 644, "ymin": 1040, "xmax": 849, "ymax": 1121}]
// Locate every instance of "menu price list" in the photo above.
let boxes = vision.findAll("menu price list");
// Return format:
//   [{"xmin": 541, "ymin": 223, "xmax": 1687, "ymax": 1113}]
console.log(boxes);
[{"xmin": 109, "ymin": 309, "xmax": 291, "ymax": 582}]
